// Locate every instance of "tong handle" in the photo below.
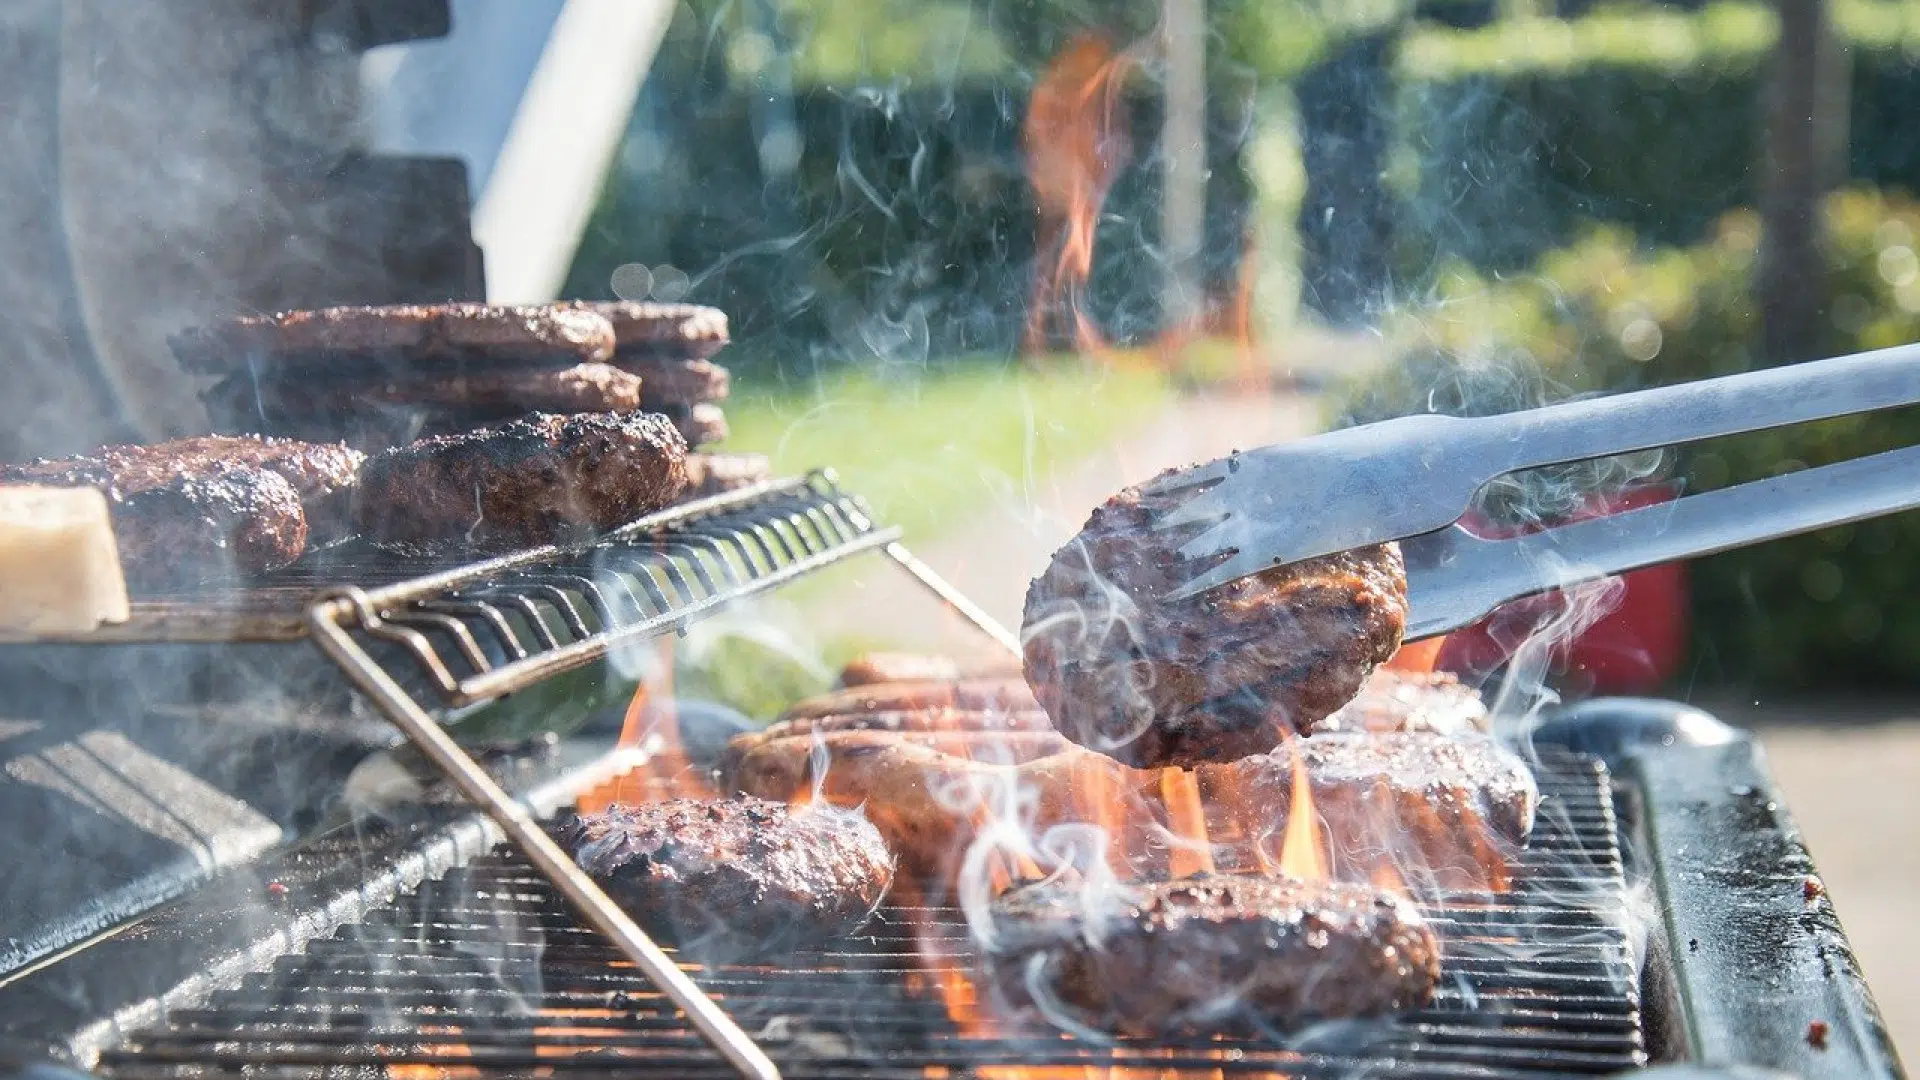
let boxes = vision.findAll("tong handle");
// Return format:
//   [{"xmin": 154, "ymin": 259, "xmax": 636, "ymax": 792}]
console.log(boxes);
[
  {"xmin": 1482, "ymin": 342, "xmax": 1920, "ymax": 475},
  {"xmin": 1405, "ymin": 442, "xmax": 1920, "ymax": 640}
]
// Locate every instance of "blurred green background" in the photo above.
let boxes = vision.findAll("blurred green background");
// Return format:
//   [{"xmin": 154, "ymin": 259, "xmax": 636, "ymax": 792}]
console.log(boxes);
[{"xmin": 562, "ymin": 0, "xmax": 1920, "ymax": 695}]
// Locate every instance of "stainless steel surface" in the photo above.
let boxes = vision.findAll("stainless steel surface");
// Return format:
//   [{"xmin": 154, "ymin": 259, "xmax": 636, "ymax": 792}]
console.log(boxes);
[
  {"xmin": 306, "ymin": 589, "xmax": 783, "ymax": 1080},
  {"xmin": 1148, "ymin": 344, "xmax": 1920, "ymax": 599},
  {"xmin": 1398, "ymin": 441, "xmax": 1920, "ymax": 640}
]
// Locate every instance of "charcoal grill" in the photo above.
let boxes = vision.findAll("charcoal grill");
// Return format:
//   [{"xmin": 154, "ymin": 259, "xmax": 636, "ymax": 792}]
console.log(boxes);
[{"xmin": 0, "ymin": 475, "xmax": 1904, "ymax": 1080}]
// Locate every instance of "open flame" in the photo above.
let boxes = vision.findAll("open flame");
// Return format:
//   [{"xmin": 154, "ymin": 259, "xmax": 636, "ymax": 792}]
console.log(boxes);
[
  {"xmin": 1158, "ymin": 767, "xmax": 1216, "ymax": 878},
  {"xmin": 577, "ymin": 640, "xmax": 710, "ymax": 814},
  {"xmin": 1022, "ymin": 32, "xmax": 1137, "ymax": 358},
  {"xmin": 1275, "ymin": 737, "xmax": 1327, "ymax": 882}
]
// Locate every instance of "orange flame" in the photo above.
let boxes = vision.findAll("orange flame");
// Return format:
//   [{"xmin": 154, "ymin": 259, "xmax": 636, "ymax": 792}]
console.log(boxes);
[
  {"xmin": 577, "ymin": 639, "xmax": 707, "ymax": 813},
  {"xmin": 1159, "ymin": 768, "xmax": 1216, "ymax": 878},
  {"xmin": 1276, "ymin": 739, "xmax": 1328, "ymax": 882},
  {"xmin": 1023, "ymin": 33, "xmax": 1136, "ymax": 358}
]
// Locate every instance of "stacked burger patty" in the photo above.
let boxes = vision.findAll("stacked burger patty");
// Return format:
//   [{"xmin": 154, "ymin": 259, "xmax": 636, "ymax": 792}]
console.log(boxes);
[
  {"xmin": 178, "ymin": 301, "xmax": 769, "ymax": 498},
  {"xmin": 0, "ymin": 302, "xmax": 772, "ymax": 594}
]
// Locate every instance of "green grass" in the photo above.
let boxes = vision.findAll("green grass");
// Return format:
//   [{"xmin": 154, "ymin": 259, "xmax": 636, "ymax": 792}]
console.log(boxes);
[
  {"xmin": 670, "ymin": 358, "xmax": 1170, "ymax": 721},
  {"xmin": 717, "ymin": 359, "xmax": 1173, "ymax": 543}
]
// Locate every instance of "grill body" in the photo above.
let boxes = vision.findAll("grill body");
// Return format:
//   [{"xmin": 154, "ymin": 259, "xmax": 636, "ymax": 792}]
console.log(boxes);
[{"xmin": 0, "ymin": 701, "xmax": 1900, "ymax": 1080}]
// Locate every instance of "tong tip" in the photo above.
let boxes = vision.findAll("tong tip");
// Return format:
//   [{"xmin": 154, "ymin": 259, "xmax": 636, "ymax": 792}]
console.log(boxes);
[
  {"xmin": 1162, "ymin": 548, "xmax": 1266, "ymax": 603},
  {"xmin": 1139, "ymin": 456, "xmax": 1233, "ymax": 497}
]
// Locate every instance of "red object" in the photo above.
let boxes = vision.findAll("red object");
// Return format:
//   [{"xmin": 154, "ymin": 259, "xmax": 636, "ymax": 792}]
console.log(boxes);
[{"xmin": 1434, "ymin": 484, "xmax": 1689, "ymax": 695}]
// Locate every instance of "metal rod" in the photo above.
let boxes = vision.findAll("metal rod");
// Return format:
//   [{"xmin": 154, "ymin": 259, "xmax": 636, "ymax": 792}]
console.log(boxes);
[
  {"xmin": 451, "ymin": 526, "xmax": 901, "ymax": 705},
  {"xmin": 305, "ymin": 590, "xmax": 783, "ymax": 1080},
  {"xmin": 879, "ymin": 541, "xmax": 1023, "ymax": 659}
]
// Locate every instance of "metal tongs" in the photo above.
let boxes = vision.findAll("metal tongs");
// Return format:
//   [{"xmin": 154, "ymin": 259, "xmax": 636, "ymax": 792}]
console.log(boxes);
[{"xmin": 1148, "ymin": 344, "xmax": 1920, "ymax": 639}]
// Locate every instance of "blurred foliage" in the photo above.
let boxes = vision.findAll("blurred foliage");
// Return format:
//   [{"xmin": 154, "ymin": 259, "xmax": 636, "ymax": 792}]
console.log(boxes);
[
  {"xmin": 746, "ymin": 0, "xmax": 1420, "ymax": 86},
  {"xmin": 1392, "ymin": 4, "xmax": 1920, "ymax": 276},
  {"xmin": 1400, "ymin": 2, "xmax": 1778, "ymax": 78},
  {"xmin": 675, "ymin": 627, "xmax": 834, "ymax": 726},
  {"xmin": 1401, "ymin": 0, "xmax": 1920, "ymax": 79},
  {"xmin": 1335, "ymin": 189, "xmax": 1920, "ymax": 689},
  {"xmin": 566, "ymin": 75, "xmax": 1258, "ymax": 367}
]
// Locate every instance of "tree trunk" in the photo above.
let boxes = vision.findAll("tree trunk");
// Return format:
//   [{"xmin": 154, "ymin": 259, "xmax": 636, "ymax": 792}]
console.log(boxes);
[
  {"xmin": 1160, "ymin": 0, "xmax": 1207, "ymax": 337},
  {"xmin": 1757, "ymin": 0, "xmax": 1851, "ymax": 365}
]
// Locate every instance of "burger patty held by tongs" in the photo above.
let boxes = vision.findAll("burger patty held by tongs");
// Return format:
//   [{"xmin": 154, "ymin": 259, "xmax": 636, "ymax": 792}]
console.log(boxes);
[{"xmin": 1021, "ymin": 471, "xmax": 1409, "ymax": 769}]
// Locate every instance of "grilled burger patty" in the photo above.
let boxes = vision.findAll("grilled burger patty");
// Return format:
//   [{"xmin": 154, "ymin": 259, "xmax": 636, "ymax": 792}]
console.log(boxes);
[
  {"xmin": 108, "ymin": 471, "xmax": 307, "ymax": 588},
  {"xmin": 170, "ymin": 302, "xmax": 617, "ymax": 373},
  {"xmin": 1, "ymin": 435, "xmax": 365, "ymax": 584},
  {"xmin": 985, "ymin": 874, "xmax": 1441, "ymax": 1035},
  {"xmin": 208, "ymin": 361, "xmax": 645, "ymax": 420},
  {"xmin": 1201, "ymin": 732, "xmax": 1537, "ymax": 891},
  {"xmin": 1282, "ymin": 731, "xmax": 1537, "ymax": 845},
  {"xmin": 354, "ymin": 411, "xmax": 689, "ymax": 547},
  {"xmin": 659, "ymin": 402, "xmax": 728, "ymax": 448},
  {"xmin": 591, "ymin": 301, "xmax": 730, "ymax": 361},
  {"xmin": 682, "ymin": 452, "xmax": 769, "ymax": 498},
  {"xmin": 1022, "ymin": 471, "xmax": 1409, "ymax": 768},
  {"xmin": 1309, "ymin": 669, "xmax": 1490, "ymax": 737},
  {"xmin": 621, "ymin": 358, "xmax": 731, "ymax": 408},
  {"xmin": 549, "ymin": 797, "xmax": 894, "ymax": 953}
]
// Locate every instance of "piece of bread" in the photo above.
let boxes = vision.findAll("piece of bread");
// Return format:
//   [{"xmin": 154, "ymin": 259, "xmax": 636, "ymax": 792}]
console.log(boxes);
[{"xmin": 0, "ymin": 486, "xmax": 131, "ymax": 634}]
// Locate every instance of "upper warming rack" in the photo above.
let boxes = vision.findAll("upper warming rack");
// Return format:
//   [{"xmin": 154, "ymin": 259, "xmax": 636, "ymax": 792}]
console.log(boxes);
[{"xmin": 306, "ymin": 471, "xmax": 901, "ymax": 709}]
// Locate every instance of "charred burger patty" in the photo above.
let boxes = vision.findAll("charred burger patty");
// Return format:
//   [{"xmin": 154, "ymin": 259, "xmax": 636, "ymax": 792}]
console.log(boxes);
[
  {"xmin": 354, "ymin": 411, "xmax": 689, "ymax": 547},
  {"xmin": 549, "ymin": 797, "xmax": 894, "ymax": 954},
  {"xmin": 1021, "ymin": 470, "xmax": 1409, "ymax": 768},
  {"xmin": 1, "ymin": 434, "xmax": 365, "ymax": 585},
  {"xmin": 985, "ymin": 874, "xmax": 1441, "ymax": 1035}
]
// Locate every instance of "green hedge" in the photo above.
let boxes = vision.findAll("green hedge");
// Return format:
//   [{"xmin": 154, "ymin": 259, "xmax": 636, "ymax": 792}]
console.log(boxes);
[
  {"xmin": 1396, "ymin": 3, "xmax": 1920, "ymax": 273},
  {"xmin": 1341, "ymin": 189, "xmax": 1920, "ymax": 690}
]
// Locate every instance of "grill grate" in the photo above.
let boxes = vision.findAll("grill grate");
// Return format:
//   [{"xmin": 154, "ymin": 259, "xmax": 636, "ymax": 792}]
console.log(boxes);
[{"xmin": 96, "ymin": 751, "xmax": 1643, "ymax": 1079}]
